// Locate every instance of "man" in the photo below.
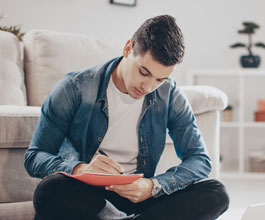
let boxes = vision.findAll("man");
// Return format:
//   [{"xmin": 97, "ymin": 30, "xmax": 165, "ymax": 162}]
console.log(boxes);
[{"xmin": 25, "ymin": 15, "xmax": 229, "ymax": 220}]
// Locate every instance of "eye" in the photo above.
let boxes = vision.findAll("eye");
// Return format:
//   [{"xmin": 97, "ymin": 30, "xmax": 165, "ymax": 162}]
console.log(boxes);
[
  {"xmin": 139, "ymin": 69, "xmax": 148, "ymax": 77},
  {"xmin": 156, "ymin": 79, "xmax": 164, "ymax": 83}
]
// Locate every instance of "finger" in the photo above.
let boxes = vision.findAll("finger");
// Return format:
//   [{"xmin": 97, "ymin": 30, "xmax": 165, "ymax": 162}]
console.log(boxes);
[
  {"xmin": 112, "ymin": 191, "xmax": 139, "ymax": 203},
  {"xmin": 105, "ymin": 186, "xmax": 142, "ymax": 203},
  {"xmin": 94, "ymin": 160, "xmax": 122, "ymax": 174},
  {"xmin": 116, "ymin": 192, "xmax": 136, "ymax": 199},
  {"xmin": 108, "ymin": 183, "xmax": 138, "ymax": 192},
  {"xmin": 106, "ymin": 185, "xmax": 137, "ymax": 195},
  {"xmin": 115, "ymin": 190, "xmax": 137, "ymax": 197},
  {"xmin": 88, "ymin": 157, "xmax": 121, "ymax": 174},
  {"xmin": 96, "ymin": 155, "xmax": 124, "ymax": 173},
  {"xmin": 106, "ymin": 186, "xmax": 136, "ymax": 197}
]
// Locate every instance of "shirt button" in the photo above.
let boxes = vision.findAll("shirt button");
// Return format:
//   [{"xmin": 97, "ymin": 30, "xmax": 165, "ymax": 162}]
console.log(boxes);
[{"xmin": 98, "ymin": 137, "xmax": 102, "ymax": 142}]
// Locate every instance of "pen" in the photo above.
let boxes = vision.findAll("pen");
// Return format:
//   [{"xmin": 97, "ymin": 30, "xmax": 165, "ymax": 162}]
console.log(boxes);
[
  {"xmin": 98, "ymin": 149, "xmax": 109, "ymax": 157},
  {"xmin": 98, "ymin": 149, "xmax": 124, "ymax": 174}
]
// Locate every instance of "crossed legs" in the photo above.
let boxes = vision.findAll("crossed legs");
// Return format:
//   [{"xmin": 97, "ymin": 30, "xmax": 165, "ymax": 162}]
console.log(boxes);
[{"xmin": 33, "ymin": 174, "xmax": 229, "ymax": 220}]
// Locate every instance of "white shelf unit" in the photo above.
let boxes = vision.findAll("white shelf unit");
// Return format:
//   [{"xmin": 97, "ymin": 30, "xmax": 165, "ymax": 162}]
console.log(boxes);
[{"xmin": 188, "ymin": 69, "xmax": 265, "ymax": 178}]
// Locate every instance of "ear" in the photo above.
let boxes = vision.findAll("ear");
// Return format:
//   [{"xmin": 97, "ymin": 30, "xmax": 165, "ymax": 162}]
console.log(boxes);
[{"xmin": 123, "ymin": 40, "xmax": 133, "ymax": 58}]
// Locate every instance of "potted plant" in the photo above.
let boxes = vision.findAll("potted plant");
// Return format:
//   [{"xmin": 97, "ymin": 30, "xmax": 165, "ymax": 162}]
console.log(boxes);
[
  {"xmin": 230, "ymin": 21, "xmax": 265, "ymax": 68},
  {"xmin": 0, "ymin": 15, "xmax": 25, "ymax": 41}
]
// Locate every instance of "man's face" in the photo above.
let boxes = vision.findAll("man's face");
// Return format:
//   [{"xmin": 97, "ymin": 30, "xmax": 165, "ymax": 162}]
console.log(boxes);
[{"xmin": 121, "ymin": 41, "xmax": 176, "ymax": 99}]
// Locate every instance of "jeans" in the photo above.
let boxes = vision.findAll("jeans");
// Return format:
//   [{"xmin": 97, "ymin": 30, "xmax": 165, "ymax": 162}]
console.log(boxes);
[{"xmin": 33, "ymin": 174, "xmax": 229, "ymax": 220}]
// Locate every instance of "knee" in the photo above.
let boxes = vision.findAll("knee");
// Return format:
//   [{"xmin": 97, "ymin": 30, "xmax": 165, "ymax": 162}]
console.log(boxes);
[
  {"xmin": 205, "ymin": 179, "xmax": 230, "ymax": 215},
  {"xmin": 33, "ymin": 173, "xmax": 106, "ymax": 220},
  {"xmin": 33, "ymin": 173, "xmax": 67, "ymax": 204},
  {"xmin": 33, "ymin": 173, "xmax": 71, "ymax": 217}
]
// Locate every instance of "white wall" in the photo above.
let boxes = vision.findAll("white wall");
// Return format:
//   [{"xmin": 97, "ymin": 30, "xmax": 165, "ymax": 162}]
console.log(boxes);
[
  {"xmin": 1, "ymin": 0, "xmax": 265, "ymax": 84},
  {"xmin": 0, "ymin": 0, "xmax": 3, "ymax": 16}
]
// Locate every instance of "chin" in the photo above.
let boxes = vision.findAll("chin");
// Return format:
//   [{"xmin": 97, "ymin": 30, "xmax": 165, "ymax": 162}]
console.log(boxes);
[
  {"xmin": 129, "ymin": 92, "xmax": 143, "ymax": 99},
  {"xmin": 129, "ymin": 94, "xmax": 140, "ymax": 99}
]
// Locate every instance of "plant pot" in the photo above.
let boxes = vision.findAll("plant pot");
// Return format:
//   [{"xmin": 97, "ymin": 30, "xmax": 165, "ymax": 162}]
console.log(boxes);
[
  {"xmin": 240, "ymin": 55, "xmax": 260, "ymax": 68},
  {"xmin": 255, "ymin": 111, "xmax": 265, "ymax": 122}
]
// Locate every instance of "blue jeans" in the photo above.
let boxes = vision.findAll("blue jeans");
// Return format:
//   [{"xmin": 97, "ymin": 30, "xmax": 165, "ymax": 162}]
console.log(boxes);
[{"xmin": 33, "ymin": 174, "xmax": 229, "ymax": 220}]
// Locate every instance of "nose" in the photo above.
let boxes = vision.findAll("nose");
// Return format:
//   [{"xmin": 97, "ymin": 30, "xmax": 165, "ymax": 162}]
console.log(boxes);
[{"xmin": 140, "ymin": 79, "xmax": 154, "ymax": 93}]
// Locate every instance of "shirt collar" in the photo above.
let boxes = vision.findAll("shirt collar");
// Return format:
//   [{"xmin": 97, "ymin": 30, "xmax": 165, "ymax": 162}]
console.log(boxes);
[{"xmin": 96, "ymin": 56, "xmax": 123, "ymax": 102}]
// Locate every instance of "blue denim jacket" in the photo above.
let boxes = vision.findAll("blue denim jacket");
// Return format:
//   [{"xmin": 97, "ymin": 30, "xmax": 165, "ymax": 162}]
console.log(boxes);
[{"xmin": 24, "ymin": 57, "xmax": 211, "ymax": 196}]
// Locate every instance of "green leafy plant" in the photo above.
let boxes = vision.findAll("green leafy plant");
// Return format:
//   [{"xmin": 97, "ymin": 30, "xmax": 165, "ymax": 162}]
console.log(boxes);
[
  {"xmin": 0, "ymin": 15, "xmax": 25, "ymax": 41},
  {"xmin": 230, "ymin": 21, "xmax": 265, "ymax": 56}
]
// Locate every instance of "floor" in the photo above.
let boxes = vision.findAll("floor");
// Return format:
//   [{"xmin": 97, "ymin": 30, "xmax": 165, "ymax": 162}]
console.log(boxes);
[{"xmin": 216, "ymin": 177, "xmax": 265, "ymax": 220}]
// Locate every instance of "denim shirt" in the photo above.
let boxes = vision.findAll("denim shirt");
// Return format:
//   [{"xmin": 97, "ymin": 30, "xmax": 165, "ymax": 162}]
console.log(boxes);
[{"xmin": 24, "ymin": 57, "xmax": 211, "ymax": 196}]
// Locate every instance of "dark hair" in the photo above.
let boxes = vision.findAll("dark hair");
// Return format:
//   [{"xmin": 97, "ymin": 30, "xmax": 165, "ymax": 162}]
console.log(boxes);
[{"xmin": 131, "ymin": 15, "xmax": 185, "ymax": 66}]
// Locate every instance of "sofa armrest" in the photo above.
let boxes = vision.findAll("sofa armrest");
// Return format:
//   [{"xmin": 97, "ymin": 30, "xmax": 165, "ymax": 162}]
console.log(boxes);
[
  {"xmin": 0, "ymin": 105, "xmax": 41, "ymax": 149},
  {"xmin": 0, "ymin": 105, "xmax": 41, "ymax": 204},
  {"xmin": 181, "ymin": 85, "xmax": 228, "ymax": 114},
  {"xmin": 195, "ymin": 110, "xmax": 221, "ymax": 178},
  {"xmin": 166, "ymin": 85, "xmax": 227, "ymax": 144}
]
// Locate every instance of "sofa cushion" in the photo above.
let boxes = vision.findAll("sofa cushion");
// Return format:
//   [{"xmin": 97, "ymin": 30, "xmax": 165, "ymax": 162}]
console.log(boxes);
[
  {"xmin": 23, "ymin": 29, "xmax": 123, "ymax": 106},
  {"xmin": 0, "ymin": 31, "xmax": 27, "ymax": 105},
  {"xmin": 0, "ymin": 201, "xmax": 35, "ymax": 220},
  {"xmin": 0, "ymin": 105, "xmax": 40, "ymax": 148},
  {"xmin": 181, "ymin": 85, "xmax": 228, "ymax": 114}
]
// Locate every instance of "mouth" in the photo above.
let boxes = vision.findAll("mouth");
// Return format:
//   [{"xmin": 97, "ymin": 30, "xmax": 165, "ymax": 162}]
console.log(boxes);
[{"xmin": 134, "ymin": 88, "xmax": 145, "ymax": 96}]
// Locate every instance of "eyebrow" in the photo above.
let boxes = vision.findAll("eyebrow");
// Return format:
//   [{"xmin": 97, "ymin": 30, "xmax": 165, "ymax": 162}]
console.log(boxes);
[{"xmin": 140, "ymin": 65, "xmax": 169, "ymax": 80}]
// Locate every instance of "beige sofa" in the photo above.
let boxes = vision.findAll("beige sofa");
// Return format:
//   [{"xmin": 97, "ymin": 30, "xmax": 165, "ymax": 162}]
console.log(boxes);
[{"xmin": 0, "ymin": 30, "xmax": 227, "ymax": 220}]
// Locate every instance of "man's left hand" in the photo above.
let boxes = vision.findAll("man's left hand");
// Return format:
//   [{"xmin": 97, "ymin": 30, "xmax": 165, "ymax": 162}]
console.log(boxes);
[{"xmin": 105, "ymin": 178, "xmax": 154, "ymax": 203}]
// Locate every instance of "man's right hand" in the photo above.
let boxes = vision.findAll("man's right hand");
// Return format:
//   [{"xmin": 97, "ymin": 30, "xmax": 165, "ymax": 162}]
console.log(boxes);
[{"xmin": 72, "ymin": 155, "xmax": 124, "ymax": 175}]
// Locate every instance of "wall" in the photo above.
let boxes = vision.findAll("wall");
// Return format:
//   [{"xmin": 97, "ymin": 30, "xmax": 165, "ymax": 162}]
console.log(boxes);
[
  {"xmin": 1, "ymin": 0, "xmax": 265, "ymax": 84},
  {"xmin": 0, "ymin": 0, "xmax": 3, "ymax": 16}
]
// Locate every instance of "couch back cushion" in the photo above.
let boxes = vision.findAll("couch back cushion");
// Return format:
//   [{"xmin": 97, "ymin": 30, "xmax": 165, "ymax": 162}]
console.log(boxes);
[
  {"xmin": 0, "ymin": 30, "xmax": 27, "ymax": 105},
  {"xmin": 23, "ymin": 30, "xmax": 122, "ymax": 106}
]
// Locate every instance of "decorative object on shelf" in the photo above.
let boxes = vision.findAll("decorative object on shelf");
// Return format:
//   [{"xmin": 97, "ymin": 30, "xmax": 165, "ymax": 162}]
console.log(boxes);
[
  {"xmin": 190, "ymin": 70, "xmax": 265, "ymax": 177},
  {"xmin": 230, "ymin": 21, "xmax": 265, "ymax": 68},
  {"xmin": 249, "ymin": 151, "xmax": 265, "ymax": 172},
  {"xmin": 0, "ymin": 15, "xmax": 25, "ymax": 41},
  {"xmin": 254, "ymin": 99, "xmax": 265, "ymax": 122},
  {"xmin": 110, "ymin": 0, "xmax": 136, "ymax": 7},
  {"xmin": 222, "ymin": 105, "xmax": 233, "ymax": 122}
]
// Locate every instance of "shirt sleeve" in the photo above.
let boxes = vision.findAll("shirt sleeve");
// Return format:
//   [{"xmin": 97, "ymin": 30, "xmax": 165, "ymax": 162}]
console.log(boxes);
[
  {"xmin": 155, "ymin": 81, "xmax": 212, "ymax": 196},
  {"xmin": 24, "ymin": 73, "xmax": 82, "ymax": 178}
]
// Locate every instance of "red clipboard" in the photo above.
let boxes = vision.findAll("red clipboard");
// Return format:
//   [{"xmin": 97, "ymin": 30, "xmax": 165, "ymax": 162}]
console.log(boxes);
[{"xmin": 58, "ymin": 172, "xmax": 143, "ymax": 186}]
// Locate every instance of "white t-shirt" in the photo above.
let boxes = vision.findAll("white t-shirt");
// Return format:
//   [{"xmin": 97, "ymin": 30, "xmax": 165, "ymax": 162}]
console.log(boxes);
[{"xmin": 97, "ymin": 75, "xmax": 144, "ymax": 174}]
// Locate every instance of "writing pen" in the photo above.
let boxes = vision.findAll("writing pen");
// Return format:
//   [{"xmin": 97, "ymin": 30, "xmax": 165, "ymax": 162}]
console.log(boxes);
[
  {"xmin": 98, "ymin": 149, "xmax": 109, "ymax": 157},
  {"xmin": 98, "ymin": 149, "xmax": 124, "ymax": 174}
]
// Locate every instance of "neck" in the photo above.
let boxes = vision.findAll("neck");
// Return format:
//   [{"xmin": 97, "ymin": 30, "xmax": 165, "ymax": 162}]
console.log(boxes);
[{"xmin": 112, "ymin": 58, "xmax": 127, "ymax": 93}]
